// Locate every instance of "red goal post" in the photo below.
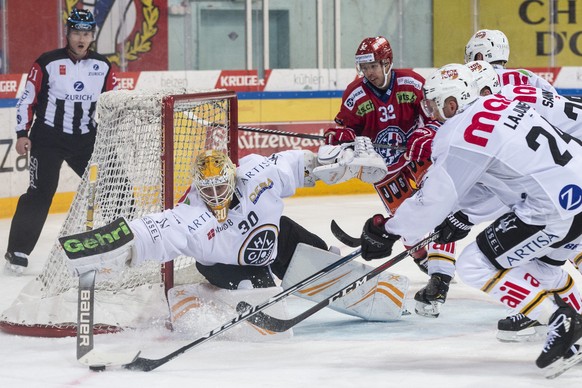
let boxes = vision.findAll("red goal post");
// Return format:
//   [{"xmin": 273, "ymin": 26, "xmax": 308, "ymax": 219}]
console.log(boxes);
[{"xmin": 0, "ymin": 89, "xmax": 238, "ymax": 337}]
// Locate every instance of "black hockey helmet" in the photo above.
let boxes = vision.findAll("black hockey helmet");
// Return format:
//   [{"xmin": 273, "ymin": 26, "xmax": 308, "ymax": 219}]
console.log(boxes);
[{"xmin": 67, "ymin": 8, "xmax": 96, "ymax": 32}]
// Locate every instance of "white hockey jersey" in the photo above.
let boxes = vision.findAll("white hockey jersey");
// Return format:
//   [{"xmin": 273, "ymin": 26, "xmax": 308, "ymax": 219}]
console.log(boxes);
[
  {"xmin": 499, "ymin": 84, "xmax": 582, "ymax": 138},
  {"xmin": 386, "ymin": 94, "xmax": 582, "ymax": 244},
  {"xmin": 130, "ymin": 151, "xmax": 306, "ymax": 267},
  {"xmin": 493, "ymin": 65, "xmax": 557, "ymax": 94},
  {"xmin": 460, "ymin": 85, "xmax": 582, "ymax": 223}
]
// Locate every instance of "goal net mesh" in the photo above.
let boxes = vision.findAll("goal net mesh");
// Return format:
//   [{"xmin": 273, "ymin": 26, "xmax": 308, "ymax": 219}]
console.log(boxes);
[{"xmin": 0, "ymin": 88, "xmax": 238, "ymax": 337}]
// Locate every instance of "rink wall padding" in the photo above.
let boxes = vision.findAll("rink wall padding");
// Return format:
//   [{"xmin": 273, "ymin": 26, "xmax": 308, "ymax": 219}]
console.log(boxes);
[{"xmin": 0, "ymin": 67, "xmax": 578, "ymax": 218}]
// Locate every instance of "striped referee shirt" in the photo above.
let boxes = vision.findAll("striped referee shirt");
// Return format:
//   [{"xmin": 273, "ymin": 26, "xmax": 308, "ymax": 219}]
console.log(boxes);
[{"xmin": 15, "ymin": 48, "xmax": 118, "ymax": 136}]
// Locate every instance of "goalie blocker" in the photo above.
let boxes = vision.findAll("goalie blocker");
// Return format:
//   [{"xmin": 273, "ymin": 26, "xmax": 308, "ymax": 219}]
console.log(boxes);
[
  {"xmin": 282, "ymin": 243, "xmax": 409, "ymax": 321},
  {"xmin": 59, "ymin": 217, "xmax": 135, "ymax": 277}
]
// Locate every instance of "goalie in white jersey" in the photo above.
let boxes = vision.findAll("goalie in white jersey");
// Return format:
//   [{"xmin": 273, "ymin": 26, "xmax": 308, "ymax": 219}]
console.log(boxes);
[
  {"xmin": 359, "ymin": 63, "xmax": 582, "ymax": 375},
  {"xmin": 60, "ymin": 145, "xmax": 406, "ymax": 339}
]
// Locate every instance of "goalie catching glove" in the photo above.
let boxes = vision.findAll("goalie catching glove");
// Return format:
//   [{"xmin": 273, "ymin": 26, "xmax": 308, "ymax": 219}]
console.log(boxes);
[
  {"xmin": 361, "ymin": 214, "xmax": 400, "ymax": 260},
  {"xmin": 58, "ymin": 217, "xmax": 135, "ymax": 278},
  {"xmin": 313, "ymin": 136, "xmax": 387, "ymax": 184},
  {"xmin": 434, "ymin": 211, "xmax": 473, "ymax": 244}
]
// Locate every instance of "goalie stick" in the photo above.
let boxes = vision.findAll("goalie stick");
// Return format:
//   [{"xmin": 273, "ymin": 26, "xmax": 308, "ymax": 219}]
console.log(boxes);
[
  {"xmin": 75, "ymin": 164, "xmax": 139, "ymax": 371},
  {"xmin": 77, "ymin": 248, "xmax": 362, "ymax": 371},
  {"xmin": 330, "ymin": 219, "xmax": 361, "ymax": 247},
  {"xmin": 238, "ymin": 232, "xmax": 438, "ymax": 333}
]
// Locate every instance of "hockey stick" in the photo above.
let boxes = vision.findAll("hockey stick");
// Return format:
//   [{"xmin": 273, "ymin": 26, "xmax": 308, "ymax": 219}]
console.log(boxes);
[
  {"xmin": 104, "ymin": 248, "xmax": 362, "ymax": 371},
  {"xmin": 238, "ymin": 232, "xmax": 439, "ymax": 333},
  {"xmin": 75, "ymin": 164, "xmax": 139, "ymax": 371},
  {"xmin": 330, "ymin": 219, "xmax": 361, "ymax": 247},
  {"xmin": 238, "ymin": 125, "xmax": 406, "ymax": 151},
  {"xmin": 185, "ymin": 110, "xmax": 405, "ymax": 151},
  {"xmin": 77, "ymin": 164, "xmax": 99, "ymax": 362}
]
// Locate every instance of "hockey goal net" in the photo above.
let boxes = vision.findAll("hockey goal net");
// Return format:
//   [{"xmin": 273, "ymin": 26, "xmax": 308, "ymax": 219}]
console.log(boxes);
[{"xmin": 0, "ymin": 89, "xmax": 238, "ymax": 337}]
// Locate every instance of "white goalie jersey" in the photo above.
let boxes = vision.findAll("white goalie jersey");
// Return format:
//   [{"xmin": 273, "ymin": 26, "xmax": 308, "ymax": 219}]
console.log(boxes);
[{"xmin": 129, "ymin": 151, "xmax": 306, "ymax": 267}]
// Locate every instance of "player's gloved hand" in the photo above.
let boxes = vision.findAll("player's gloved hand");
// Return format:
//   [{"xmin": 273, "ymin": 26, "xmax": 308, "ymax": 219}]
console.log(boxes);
[
  {"xmin": 404, "ymin": 127, "xmax": 436, "ymax": 162},
  {"xmin": 361, "ymin": 214, "xmax": 400, "ymax": 260},
  {"xmin": 324, "ymin": 127, "xmax": 357, "ymax": 145},
  {"xmin": 434, "ymin": 211, "xmax": 473, "ymax": 244}
]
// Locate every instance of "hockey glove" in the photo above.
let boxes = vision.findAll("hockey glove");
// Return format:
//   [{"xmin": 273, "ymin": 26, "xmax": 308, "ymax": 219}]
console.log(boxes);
[
  {"xmin": 324, "ymin": 127, "xmax": 357, "ymax": 145},
  {"xmin": 404, "ymin": 126, "xmax": 436, "ymax": 162},
  {"xmin": 434, "ymin": 211, "xmax": 473, "ymax": 244},
  {"xmin": 58, "ymin": 217, "xmax": 134, "ymax": 278},
  {"xmin": 361, "ymin": 214, "xmax": 400, "ymax": 260}
]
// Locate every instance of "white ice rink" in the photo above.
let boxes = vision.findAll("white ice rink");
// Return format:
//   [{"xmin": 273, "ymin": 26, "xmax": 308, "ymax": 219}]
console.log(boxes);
[{"xmin": 1, "ymin": 194, "xmax": 581, "ymax": 388}]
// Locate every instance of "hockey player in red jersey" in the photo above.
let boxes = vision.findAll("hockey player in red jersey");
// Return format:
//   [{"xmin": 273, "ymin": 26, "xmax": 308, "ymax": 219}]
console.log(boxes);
[{"xmin": 324, "ymin": 36, "xmax": 454, "ymax": 318}]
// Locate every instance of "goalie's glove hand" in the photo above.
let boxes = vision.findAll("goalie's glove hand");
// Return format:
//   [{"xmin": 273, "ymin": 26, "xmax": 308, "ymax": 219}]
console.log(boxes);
[
  {"xmin": 404, "ymin": 126, "xmax": 436, "ymax": 162},
  {"xmin": 324, "ymin": 127, "xmax": 356, "ymax": 145},
  {"xmin": 361, "ymin": 214, "xmax": 400, "ymax": 260},
  {"xmin": 434, "ymin": 211, "xmax": 473, "ymax": 244}
]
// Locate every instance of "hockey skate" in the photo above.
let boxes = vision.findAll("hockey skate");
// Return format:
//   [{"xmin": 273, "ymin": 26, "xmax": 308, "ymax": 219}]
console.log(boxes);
[
  {"xmin": 536, "ymin": 296, "xmax": 582, "ymax": 378},
  {"xmin": 414, "ymin": 273, "xmax": 451, "ymax": 318},
  {"xmin": 4, "ymin": 252, "xmax": 28, "ymax": 275},
  {"xmin": 496, "ymin": 313, "xmax": 547, "ymax": 343}
]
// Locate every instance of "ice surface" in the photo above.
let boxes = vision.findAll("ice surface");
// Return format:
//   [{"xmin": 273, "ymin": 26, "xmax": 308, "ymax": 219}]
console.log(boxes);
[{"xmin": 1, "ymin": 194, "xmax": 580, "ymax": 387}]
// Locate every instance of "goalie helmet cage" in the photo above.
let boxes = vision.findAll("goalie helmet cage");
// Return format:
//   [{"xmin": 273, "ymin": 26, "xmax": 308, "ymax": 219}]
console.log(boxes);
[{"xmin": 0, "ymin": 89, "xmax": 238, "ymax": 337}]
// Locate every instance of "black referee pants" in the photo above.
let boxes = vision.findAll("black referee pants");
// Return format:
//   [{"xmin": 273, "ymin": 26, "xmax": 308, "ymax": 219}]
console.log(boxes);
[{"xmin": 7, "ymin": 124, "xmax": 95, "ymax": 255}]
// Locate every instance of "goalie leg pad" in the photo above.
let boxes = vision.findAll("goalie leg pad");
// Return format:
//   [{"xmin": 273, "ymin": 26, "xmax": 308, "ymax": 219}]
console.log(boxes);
[
  {"xmin": 168, "ymin": 283, "xmax": 292, "ymax": 341},
  {"xmin": 282, "ymin": 243, "xmax": 409, "ymax": 321}
]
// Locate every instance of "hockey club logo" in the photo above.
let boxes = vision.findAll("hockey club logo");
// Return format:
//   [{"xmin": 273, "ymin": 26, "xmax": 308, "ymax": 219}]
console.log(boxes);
[
  {"xmin": 559, "ymin": 184, "xmax": 582, "ymax": 211},
  {"xmin": 239, "ymin": 224, "xmax": 278, "ymax": 266},
  {"xmin": 375, "ymin": 126, "xmax": 405, "ymax": 165},
  {"xmin": 74, "ymin": 81, "xmax": 85, "ymax": 91},
  {"xmin": 495, "ymin": 213, "xmax": 518, "ymax": 234}
]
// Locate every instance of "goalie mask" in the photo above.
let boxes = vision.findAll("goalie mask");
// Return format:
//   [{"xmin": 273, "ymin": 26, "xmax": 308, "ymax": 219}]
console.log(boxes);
[
  {"xmin": 355, "ymin": 36, "xmax": 393, "ymax": 89},
  {"xmin": 466, "ymin": 60, "xmax": 501, "ymax": 95},
  {"xmin": 421, "ymin": 64, "xmax": 479, "ymax": 121},
  {"xmin": 464, "ymin": 29, "xmax": 510, "ymax": 65},
  {"xmin": 193, "ymin": 150, "xmax": 236, "ymax": 223}
]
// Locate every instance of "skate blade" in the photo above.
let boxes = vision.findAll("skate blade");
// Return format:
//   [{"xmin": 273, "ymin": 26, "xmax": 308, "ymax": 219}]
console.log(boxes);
[
  {"xmin": 496, "ymin": 325, "xmax": 547, "ymax": 343},
  {"xmin": 414, "ymin": 300, "xmax": 441, "ymax": 318},
  {"xmin": 544, "ymin": 349, "xmax": 582, "ymax": 379},
  {"xmin": 3, "ymin": 261, "xmax": 25, "ymax": 276}
]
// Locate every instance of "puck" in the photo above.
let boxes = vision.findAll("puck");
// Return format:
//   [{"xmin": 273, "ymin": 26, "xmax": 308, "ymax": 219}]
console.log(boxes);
[{"xmin": 89, "ymin": 365, "xmax": 106, "ymax": 372}]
